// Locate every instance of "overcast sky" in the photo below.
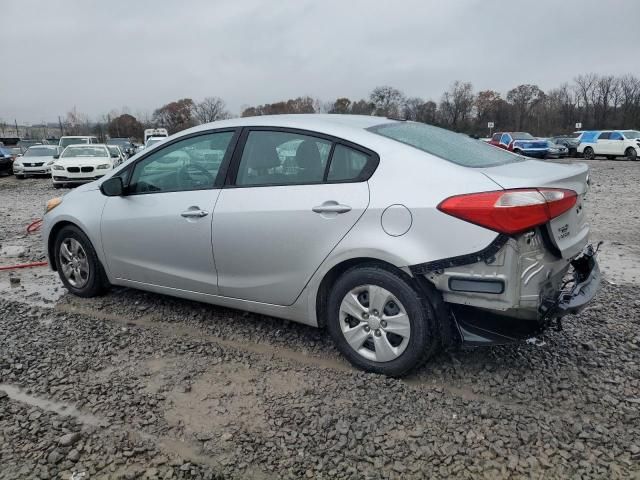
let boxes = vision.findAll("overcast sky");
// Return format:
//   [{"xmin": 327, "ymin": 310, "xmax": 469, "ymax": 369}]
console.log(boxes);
[{"xmin": 2, "ymin": 0, "xmax": 637, "ymax": 123}]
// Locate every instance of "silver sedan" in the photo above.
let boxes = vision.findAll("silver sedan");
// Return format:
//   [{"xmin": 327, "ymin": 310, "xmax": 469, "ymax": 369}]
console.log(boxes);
[{"xmin": 42, "ymin": 115, "xmax": 600, "ymax": 376}]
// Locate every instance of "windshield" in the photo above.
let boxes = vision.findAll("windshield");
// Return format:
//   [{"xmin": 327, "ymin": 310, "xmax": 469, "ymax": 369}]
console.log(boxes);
[
  {"xmin": 24, "ymin": 147, "xmax": 58, "ymax": 157},
  {"xmin": 368, "ymin": 122, "xmax": 522, "ymax": 168},
  {"xmin": 107, "ymin": 138, "xmax": 130, "ymax": 146},
  {"xmin": 623, "ymin": 130, "xmax": 640, "ymax": 139},
  {"xmin": 107, "ymin": 146, "xmax": 120, "ymax": 155},
  {"xmin": 60, "ymin": 137, "xmax": 90, "ymax": 148},
  {"xmin": 61, "ymin": 146, "xmax": 108, "ymax": 158},
  {"xmin": 510, "ymin": 132, "xmax": 535, "ymax": 140}
]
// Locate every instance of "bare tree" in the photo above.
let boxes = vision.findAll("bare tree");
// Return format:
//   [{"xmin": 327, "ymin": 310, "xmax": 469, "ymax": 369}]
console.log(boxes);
[
  {"xmin": 506, "ymin": 84, "xmax": 544, "ymax": 131},
  {"xmin": 369, "ymin": 86, "xmax": 406, "ymax": 118},
  {"xmin": 439, "ymin": 81, "xmax": 475, "ymax": 130},
  {"xmin": 193, "ymin": 97, "xmax": 231, "ymax": 124}
]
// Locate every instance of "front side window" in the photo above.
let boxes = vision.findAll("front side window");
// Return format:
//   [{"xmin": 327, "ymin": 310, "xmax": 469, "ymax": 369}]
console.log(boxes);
[
  {"xmin": 236, "ymin": 131, "xmax": 331, "ymax": 186},
  {"xmin": 609, "ymin": 132, "xmax": 623, "ymax": 140},
  {"xmin": 328, "ymin": 145, "xmax": 369, "ymax": 181},
  {"xmin": 128, "ymin": 131, "xmax": 234, "ymax": 194},
  {"xmin": 598, "ymin": 132, "xmax": 610, "ymax": 140}
]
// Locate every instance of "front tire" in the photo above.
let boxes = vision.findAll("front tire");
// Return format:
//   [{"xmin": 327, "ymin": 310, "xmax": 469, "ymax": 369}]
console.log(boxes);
[
  {"xmin": 583, "ymin": 147, "xmax": 595, "ymax": 160},
  {"xmin": 53, "ymin": 225, "xmax": 109, "ymax": 297},
  {"xmin": 626, "ymin": 147, "xmax": 637, "ymax": 161},
  {"xmin": 327, "ymin": 266, "xmax": 438, "ymax": 376}
]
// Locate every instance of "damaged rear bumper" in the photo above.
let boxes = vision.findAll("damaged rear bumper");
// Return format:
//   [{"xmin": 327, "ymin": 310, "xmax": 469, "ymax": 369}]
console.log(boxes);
[{"xmin": 413, "ymin": 236, "xmax": 601, "ymax": 346}]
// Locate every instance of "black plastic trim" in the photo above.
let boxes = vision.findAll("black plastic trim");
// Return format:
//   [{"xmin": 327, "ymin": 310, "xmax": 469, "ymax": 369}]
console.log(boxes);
[
  {"xmin": 409, "ymin": 234, "xmax": 509, "ymax": 275},
  {"xmin": 448, "ymin": 277, "xmax": 505, "ymax": 294}
]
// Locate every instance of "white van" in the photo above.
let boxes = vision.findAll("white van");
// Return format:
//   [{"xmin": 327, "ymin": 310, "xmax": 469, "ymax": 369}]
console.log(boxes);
[{"xmin": 59, "ymin": 136, "xmax": 99, "ymax": 149}]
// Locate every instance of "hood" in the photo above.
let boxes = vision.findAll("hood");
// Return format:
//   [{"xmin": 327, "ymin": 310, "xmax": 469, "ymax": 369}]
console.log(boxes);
[
  {"xmin": 56, "ymin": 156, "xmax": 113, "ymax": 166},
  {"xmin": 513, "ymin": 139, "xmax": 547, "ymax": 149}
]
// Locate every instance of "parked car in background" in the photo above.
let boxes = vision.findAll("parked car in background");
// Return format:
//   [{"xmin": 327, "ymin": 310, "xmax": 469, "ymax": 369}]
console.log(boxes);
[
  {"xmin": 13, "ymin": 145, "xmax": 63, "ymax": 178},
  {"xmin": 107, "ymin": 137, "xmax": 135, "ymax": 158},
  {"xmin": 58, "ymin": 136, "xmax": 99, "ymax": 149},
  {"xmin": 489, "ymin": 132, "xmax": 549, "ymax": 158},
  {"xmin": 550, "ymin": 135, "xmax": 580, "ymax": 156},
  {"xmin": 106, "ymin": 145, "xmax": 126, "ymax": 166},
  {"xmin": 42, "ymin": 115, "xmax": 599, "ymax": 376},
  {"xmin": 18, "ymin": 139, "xmax": 47, "ymax": 153},
  {"xmin": 144, "ymin": 128, "xmax": 168, "ymax": 144},
  {"xmin": 0, "ymin": 146, "xmax": 14, "ymax": 175},
  {"xmin": 543, "ymin": 139, "xmax": 569, "ymax": 158},
  {"xmin": 577, "ymin": 130, "xmax": 639, "ymax": 160},
  {"xmin": 145, "ymin": 136, "xmax": 166, "ymax": 148},
  {"xmin": 51, "ymin": 144, "xmax": 117, "ymax": 188}
]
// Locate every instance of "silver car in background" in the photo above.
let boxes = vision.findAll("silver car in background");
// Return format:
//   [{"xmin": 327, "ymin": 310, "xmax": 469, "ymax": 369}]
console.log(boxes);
[
  {"xmin": 42, "ymin": 115, "xmax": 600, "ymax": 376},
  {"xmin": 13, "ymin": 145, "xmax": 62, "ymax": 178}
]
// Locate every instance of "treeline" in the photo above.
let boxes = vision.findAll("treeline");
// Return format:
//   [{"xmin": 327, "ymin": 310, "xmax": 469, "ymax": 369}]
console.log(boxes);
[{"xmin": 35, "ymin": 72, "xmax": 640, "ymax": 141}]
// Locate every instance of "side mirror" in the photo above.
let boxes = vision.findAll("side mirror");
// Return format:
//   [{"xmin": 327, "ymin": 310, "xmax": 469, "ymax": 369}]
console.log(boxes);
[
  {"xmin": 53, "ymin": 155, "xmax": 60, "ymax": 159},
  {"xmin": 100, "ymin": 176, "xmax": 124, "ymax": 196}
]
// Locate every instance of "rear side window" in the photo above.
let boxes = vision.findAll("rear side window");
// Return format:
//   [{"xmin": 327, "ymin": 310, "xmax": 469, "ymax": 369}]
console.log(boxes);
[
  {"xmin": 597, "ymin": 132, "xmax": 610, "ymax": 140},
  {"xmin": 328, "ymin": 145, "xmax": 369, "ymax": 181},
  {"xmin": 369, "ymin": 122, "xmax": 522, "ymax": 168},
  {"xmin": 236, "ymin": 131, "xmax": 331, "ymax": 186}
]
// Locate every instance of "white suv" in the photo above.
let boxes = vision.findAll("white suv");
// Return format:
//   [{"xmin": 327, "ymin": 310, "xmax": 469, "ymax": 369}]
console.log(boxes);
[{"xmin": 577, "ymin": 130, "xmax": 639, "ymax": 160}]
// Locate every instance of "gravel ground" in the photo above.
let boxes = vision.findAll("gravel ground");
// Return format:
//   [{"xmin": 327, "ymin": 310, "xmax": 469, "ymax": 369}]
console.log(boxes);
[{"xmin": 0, "ymin": 161, "xmax": 639, "ymax": 479}]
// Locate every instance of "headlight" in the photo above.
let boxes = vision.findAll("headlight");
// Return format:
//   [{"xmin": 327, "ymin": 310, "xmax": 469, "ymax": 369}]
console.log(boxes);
[
  {"xmin": 45, "ymin": 197, "xmax": 63, "ymax": 214},
  {"xmin": 96, "ymin": 164, "xmax": 111, "ymax": 169},
  {"xmin": 53, "ymin": 164, "xmax": 65, "ymax": 170},
  {"xmin": 14, "ymin": 162, "xmax": 22, "ymax": 167},
  {"xmin": 46, "ymin": 160, "xmax": 54, "ymax": 166}
]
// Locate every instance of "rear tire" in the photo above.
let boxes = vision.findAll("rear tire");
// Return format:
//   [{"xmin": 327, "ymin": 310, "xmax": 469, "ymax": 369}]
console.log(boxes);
[
  {"xmin": 327, "ymin": 265, "xmax": 438, "ymax": 377},
  {"xmin": 626, "ymin": 147, "xmax": 637, "ymax": 161},
  {"xmin": 53, "ymin": 225, "xmax": 109, "ymax": 297},
  {"xmin": 583, "ymin": 147, "xmax": 595, "ymax": 160}
]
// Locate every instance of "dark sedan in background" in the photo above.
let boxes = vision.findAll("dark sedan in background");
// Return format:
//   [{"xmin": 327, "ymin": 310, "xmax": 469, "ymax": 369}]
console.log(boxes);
[
  {"xmin": 0, "ymin": 146, "xmax": 15, "ymax": 175},
  {"xmin": 550, "ymin": 135, "xmax": 581, "ymax": 157}
]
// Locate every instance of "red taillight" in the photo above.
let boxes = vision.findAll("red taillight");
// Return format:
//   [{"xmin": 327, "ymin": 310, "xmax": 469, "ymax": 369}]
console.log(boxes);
[{"xmin": 437, "ymin": 188, "xmax": 577, "ymax": 235}]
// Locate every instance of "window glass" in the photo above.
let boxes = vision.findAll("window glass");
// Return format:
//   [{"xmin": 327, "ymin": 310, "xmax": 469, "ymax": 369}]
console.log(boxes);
[
  {"xmin": 598, "ymin": 132, "xmax": 610, "ymax": 140},
  {"xmin": 129, "ymin": 131, "xmax": 234, "ymax": 194},
  {"xmin": 369, "ymin": 123, "xmax": 521, "ymax": 168},
  {"xmin": 609, "ymin": 132, "xmax": 623, "ymax": 140},
  {"xmin": 61, "ymin": 146, "xmax": 108, "ymax": 158},
  {"xmin": 236, "ymin": 131, "xmax": 330, "ymax": 186},
  {"xmin": 623, "ymin": 130, "xmax": 640, "ymax": 139},
  {"xmin": 491, "ymin": 133, "xmax": 501, "ymax": 141},
  {"xmin": 328, "ymin": 145, "xmax": 369, "ymax": 181},
  {"xmin": 500, "ymin": 133, "xmax": 511, "ymax": 144}
]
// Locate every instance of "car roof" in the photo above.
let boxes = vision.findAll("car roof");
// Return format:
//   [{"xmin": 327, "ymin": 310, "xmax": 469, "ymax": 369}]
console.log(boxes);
[
  {"xmin": 182, "ymin": 114, "xmax": 397, "ymax": 136},
  {"xmin": 61, "ymin": 135, "xmax": 96, "ymax": 138},
  {"xmin": 64, "ymin": 143, "xmax": 108, "ymax": 148},
  {"xmin": 28, "ymin": 144, "xmax": 58, "ymax": 149}
]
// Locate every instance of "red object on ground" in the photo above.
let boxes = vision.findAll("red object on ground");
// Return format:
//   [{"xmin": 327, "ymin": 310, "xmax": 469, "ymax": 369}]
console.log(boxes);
[
  {"xmin": 0, "ymin": 261, "xmax": 48, "ymax": 271},
  {"xmin": 26, "ymin": 218, "xmax": 43, "ymax": 234}
]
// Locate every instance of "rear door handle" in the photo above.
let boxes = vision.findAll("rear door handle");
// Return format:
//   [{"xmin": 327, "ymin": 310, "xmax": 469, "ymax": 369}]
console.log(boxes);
[
  {"xmin": 312, "ymin": 203, "xmax": 352, "ymax": 214},
  {"xmin": 181, "ymin": 208, "xmax": 209, "ymax": 218}
]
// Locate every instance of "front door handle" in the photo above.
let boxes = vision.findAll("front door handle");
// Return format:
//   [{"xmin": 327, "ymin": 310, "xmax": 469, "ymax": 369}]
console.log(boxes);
[
  {"xmin": 312, "ymin": 202, "xmax": 352, "ymax": 214},
  {"xmin": 181, "ymin": 207, "xmax": 209, "ymax": 218}
]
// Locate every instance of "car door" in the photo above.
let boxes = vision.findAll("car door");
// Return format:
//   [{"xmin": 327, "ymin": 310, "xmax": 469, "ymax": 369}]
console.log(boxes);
[
  {"xmin": 595, "ymin": 132, "xmax": 611, "ymax": 155},
  {"xmin": 608, "ymin": 131, "xmax": 625, "ymax": 155},
  {"xmin": 212, "ymin": 128, "xmax": 374, "ymax": 306},
  {"xmin": 101, "ymin": 129, "xmax": 238, "ymax": 294}
]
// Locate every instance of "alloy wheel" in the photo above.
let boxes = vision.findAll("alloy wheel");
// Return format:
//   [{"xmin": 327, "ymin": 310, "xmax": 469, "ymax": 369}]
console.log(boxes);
[
  {"xmin": 59, "ymin": 238, "xmax": 90, "ymax": 288},
  {"xmin": 339, "ymin": 285, "xmax": 410, "ymax": 362}
]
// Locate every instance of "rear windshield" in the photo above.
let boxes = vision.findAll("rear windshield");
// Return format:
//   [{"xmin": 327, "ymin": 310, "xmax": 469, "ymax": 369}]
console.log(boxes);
[{"xmin": 368, "ymin": 122, "xmax": 522, "ymax": 168}]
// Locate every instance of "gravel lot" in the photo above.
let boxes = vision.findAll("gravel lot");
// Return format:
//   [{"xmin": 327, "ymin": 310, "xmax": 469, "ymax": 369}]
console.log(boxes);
[{"xmin": 0, "ymin": 161, "xmax": 639, "ymax": 479}]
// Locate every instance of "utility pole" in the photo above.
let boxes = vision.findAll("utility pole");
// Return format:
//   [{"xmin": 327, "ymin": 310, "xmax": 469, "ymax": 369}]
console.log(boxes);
[
  {"xmin": 14, "ymin": 119, "xmax": 19, "ymax": 138},
  {"xmin": 58, "ymin": 116, "xmax": 64, "ymax": 136}
]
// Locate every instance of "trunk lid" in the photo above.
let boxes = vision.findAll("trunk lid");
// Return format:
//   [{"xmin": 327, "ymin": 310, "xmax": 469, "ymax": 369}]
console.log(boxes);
[{"xmin": 479, "ymin": 160, "xmax": 590, "ymax": 259}]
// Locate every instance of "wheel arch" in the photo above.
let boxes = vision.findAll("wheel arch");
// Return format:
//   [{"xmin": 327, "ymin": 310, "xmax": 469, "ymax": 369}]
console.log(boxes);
[{"xmin": 48, "ymin": 220, "xmax": 80, "ymax": 271}]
